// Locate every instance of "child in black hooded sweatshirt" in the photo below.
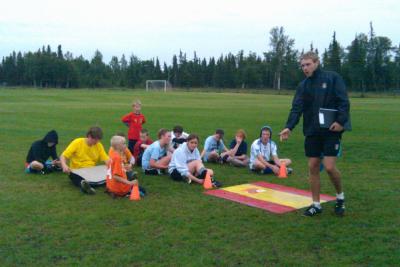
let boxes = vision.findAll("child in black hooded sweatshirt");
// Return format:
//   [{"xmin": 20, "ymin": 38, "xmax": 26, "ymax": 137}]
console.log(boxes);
[{"xmin": 25, "ymin": 130, "xmax": 61, "ymax": 174}]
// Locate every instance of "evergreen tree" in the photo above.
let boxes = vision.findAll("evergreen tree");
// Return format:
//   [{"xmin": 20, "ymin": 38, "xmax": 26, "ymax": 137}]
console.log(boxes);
[
  {"xmin": 345, "ymin": 34, "xmax": 367, "ymax": 94},
  {"xmin": 57, "ymin": 45, "xmax": 63, "ymax": 59},
  {"xmin": 154, "ymin": 57, "xmax": 162, "ymax": 79},
  {"xmin": 325, "ymin": 32, "xmax": 342, "ymax": 73},
  {"xmin": 89, "ymin": 50, "xmax": 108, "ymax": 87},
  {"xmin": 171, "ymin": 54, "xmax": 179, "ymax": 86}
]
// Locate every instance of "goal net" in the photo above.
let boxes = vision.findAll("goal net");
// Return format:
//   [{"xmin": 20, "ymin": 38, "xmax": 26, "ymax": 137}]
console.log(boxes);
[{"xmin": 145, "ymin": 80, "xmax": 171, "ymax": 92}]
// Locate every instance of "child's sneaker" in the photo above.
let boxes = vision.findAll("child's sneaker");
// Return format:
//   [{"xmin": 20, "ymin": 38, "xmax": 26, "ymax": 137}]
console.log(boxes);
[
  {"xmin": 334, "ymin": 199, "xmax": 345, "ymax": 216},
  {"xmin": 262, "ymin": 167, "xmax": 273, "ymax": 175},
  {"xmin": 127, "ymin": 171, "xmax": 138, "ymax": 181},
  {"xmin": 183, "ymin": 176, "xmax": 192, "ymax": 184},
  {"xmin": 211, "ymin": 178, "xmax": 223, "ymax": 188},
  {"xmin": 80, "ymin": 180, "xmax": 96, "ymax": 195},
  {"xmin": 303, "ymin": 204, "xmax": 322, "ymax": 217}
]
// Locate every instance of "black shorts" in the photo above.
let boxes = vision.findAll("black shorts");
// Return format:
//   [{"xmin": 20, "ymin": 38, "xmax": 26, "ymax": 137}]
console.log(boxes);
[
  {"xmin": 170, "ymin": 169, "xmax": 185, "ymax": 181},
  {"xmin": 305, "ymin": 134, "xmax": 341, "ymax": 158},
  {"xmin": 136, "ymin": 153, "xmax": 143, "ymax": 167},
  {"xmin": 128, "ymin": 139, "xmax": 138, "ymax": 154}
]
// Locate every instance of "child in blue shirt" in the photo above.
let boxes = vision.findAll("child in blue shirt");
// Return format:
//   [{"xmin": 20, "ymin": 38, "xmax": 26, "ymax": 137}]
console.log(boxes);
[
  {"xmin": 141, "ymin": 128, "xmax": 172, "ymax": 175},
  {"xmin": 201, "ymin": 129, "xmax": 228, "ymax": 163}
]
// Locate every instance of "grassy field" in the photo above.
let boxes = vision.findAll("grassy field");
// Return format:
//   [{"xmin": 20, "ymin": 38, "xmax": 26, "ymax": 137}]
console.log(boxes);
[{"xmin": 0, "ymin": 88, "xmax": 399, "ymax": 266}]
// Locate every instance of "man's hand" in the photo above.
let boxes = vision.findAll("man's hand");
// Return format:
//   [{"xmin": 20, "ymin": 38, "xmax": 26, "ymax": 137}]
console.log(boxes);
[
  {"xmin": 329, "ymin": 122, "xmax": 344, "ymax": 132},
  {"xmin": 279, "ymin": 128, "xmax": 291, "ymax": 142}
]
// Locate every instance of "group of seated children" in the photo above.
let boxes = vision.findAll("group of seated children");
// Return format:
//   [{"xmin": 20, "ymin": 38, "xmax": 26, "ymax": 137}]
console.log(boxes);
[{"xmin": 25, "ymin": 99, "xmax": 292, "ymax": 197}]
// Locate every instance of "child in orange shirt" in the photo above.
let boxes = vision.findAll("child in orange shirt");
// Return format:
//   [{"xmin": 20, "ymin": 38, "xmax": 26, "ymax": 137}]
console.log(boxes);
[
  {"xmin": 112, "ymin": 132, "xmax": 137, "ymax": 180},
  {"xmin": 121, "ymin": 100, "xmax": 146, "ymax": 154},
  {"xmin": 106, "ymin": 135, "xmax": 139, "ymax": 197}
]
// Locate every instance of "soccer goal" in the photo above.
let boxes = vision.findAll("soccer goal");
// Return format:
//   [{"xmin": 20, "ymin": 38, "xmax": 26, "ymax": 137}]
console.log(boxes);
[{"xmin": 145, "ymin": 80, "xmax": 171, "ymax": 92}]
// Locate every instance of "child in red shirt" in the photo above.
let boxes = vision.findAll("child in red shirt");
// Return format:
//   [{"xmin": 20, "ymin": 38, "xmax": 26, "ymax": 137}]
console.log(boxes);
[
  {"xmin": 133, "ymin": 129, "xmax": 153, "ymax": 167},
  {"xmin": 121, "ymin": 99, "xmax": 146, "ymax": 153}
]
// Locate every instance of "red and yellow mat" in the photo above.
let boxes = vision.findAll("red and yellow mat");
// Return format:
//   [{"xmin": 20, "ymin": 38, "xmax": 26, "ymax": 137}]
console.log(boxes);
[{"xmin": 204, "ymin": 181, "xmax": 335, "ymax": 214}]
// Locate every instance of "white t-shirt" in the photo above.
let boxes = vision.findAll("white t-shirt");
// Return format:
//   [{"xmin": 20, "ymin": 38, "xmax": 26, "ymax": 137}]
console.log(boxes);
[
  {"xmin": 249, "ymin": 138, "xmax": 278, "ymax": 166},
  {"xmin": 170, "ymin": 131, "xmax": 189, "ymax": 148}
]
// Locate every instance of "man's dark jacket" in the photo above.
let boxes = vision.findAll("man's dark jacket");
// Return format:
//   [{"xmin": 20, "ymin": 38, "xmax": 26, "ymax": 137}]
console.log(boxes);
[
  {"xmin": 26, "ymin": 130, "xmax": 59, "ymax": 163},
  {"xmin": 285, "ymin": 68, "xmax": 350, "ymax": 136}
]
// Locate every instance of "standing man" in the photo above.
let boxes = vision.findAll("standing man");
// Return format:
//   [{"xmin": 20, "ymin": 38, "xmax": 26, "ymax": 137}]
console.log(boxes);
[{"xmin": 279, "ymin": 52, "xmax": 350, "ymax": 217}]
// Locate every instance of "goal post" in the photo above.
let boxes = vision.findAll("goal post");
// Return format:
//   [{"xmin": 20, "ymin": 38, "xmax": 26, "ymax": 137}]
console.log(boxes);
[{"xmin": 146, "ymin": 80, "xmax": 171, "ymax": 92}]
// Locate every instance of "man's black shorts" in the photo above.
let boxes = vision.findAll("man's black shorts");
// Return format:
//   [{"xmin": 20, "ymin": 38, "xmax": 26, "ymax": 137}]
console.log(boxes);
[{"xmin": 305, "ymin": 134, "xmax": 341, "ymax": 158}]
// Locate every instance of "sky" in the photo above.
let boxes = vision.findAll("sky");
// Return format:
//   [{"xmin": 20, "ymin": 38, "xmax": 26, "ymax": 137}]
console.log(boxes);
[{"xmin": 1, "ymin": 0, "xmax": 399, "ymax": 64}]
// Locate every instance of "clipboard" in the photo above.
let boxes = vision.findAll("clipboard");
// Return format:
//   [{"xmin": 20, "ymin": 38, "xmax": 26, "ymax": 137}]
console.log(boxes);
[
  {"xmin": 319, "ymin": 108, "xmax": 352, "ymax": 131},
  {"xmin": 319, "ymin": 108, "xmax": 337, "ymax": 128}
]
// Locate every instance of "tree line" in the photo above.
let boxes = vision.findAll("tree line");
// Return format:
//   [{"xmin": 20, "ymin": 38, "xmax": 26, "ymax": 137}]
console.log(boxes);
[{"xmin": 1, "ymin": 23, "xmax": 399, "ymax": 92}]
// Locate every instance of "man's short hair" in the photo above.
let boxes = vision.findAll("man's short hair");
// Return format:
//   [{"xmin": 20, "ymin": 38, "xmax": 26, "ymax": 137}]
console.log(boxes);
[
  {"xmin": 157, "ymin": 128, "xmax": 169, "ymax": 139},
  {"xmin": 86, "ymin": 126, "xmax": 103, "ymax": 139},
  {"xmin": 140, "ymin": 129, "xmax": 149, "ymax": 135},
  {"xmin": 173, "ymin": 125, "xmax": 183, "ymax": 134},
  {"xmin": 110, "ymin": 135, "xmax": 125, "ymax": 149},
  {"xmin": 300, "ymin": 51, "xmax": 320, "ymax": 63},
  {"xmin": 215, "ymin": 129, "xmax": 224, "ymax": 136}
]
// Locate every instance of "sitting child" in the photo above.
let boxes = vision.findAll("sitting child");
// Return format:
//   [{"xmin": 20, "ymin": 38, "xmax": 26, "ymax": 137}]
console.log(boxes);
[
  {"xmin": 111, "ymin": 132, "xmax": 137, "ymax": 181},
  {"xmin": 141, "ymin": 128, "xmax": 172, "ymax": 175},
  {"xmin": 224, "ymin": 129, "xmax": 249, "ymax": 167},
  {"xmin": 106, "ymin": 135, "xmax": 145, "ymax": 197},
  {"xmin": 170, "ymin": 125, "xmax": 189, "ymax": 149},
  {"xmin": 201, "ymin": 129, "xmax": 228, "ymax": 163},
  {"xmin": 25, "ymin": 130, "xmax": 61, "ymax": 174},
  {"xmin": 168, "ymin": 134, "xmax": 222, "ymax": 187},
  {"xmin": 249, "ymin": 126, "xmax": 292, "ymax": 175},
  {"xmin": 133, "ymin": 129, "xmax": 153, "ymax": 167},
  {"xmin": 60, "ymin": 126, "xmax": 109, "ymax": 194}
]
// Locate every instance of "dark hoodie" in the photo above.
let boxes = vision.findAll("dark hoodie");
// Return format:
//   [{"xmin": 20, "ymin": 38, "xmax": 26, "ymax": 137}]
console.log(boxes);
[
  {"xmin": 285, "ymin": 68, "xmax": 350, "ymax": 136},
  {"xmin": 26, "ymin": 130, "xmax": 59, "ymax": 163}
]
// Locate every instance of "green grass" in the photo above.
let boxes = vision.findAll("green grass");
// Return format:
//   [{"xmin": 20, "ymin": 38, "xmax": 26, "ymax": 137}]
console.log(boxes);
[{"xmin": 0, "ymin": 88, "xmax": 399, "ymax": 266}]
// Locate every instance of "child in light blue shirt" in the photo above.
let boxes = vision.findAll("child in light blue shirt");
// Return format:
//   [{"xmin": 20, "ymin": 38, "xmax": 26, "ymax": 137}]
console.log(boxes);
[
  {"xmin": 141, "ymin": 129, "xmax": 172, "ymax": 175},
  {"xmin": 201, "ymin": 129, "xmax": 228, "ymax": 163}
]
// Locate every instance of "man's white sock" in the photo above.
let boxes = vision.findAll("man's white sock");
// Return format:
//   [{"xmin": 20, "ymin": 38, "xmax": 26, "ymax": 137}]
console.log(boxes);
[
  {"xmin": 313, "ymin": 202, "xmax": 321, "ymax": 209},
  {"xmin": 336, "ymin": 192, "xmax": 345, "ymax": 200}
]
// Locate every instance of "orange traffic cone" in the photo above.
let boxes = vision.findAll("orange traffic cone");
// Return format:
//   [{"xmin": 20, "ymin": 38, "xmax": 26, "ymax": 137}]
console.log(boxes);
[
  {"xmin": 203, "ymin": 171, "xmax": 213, "ymax": 189},
  {"xmin": 130, "ymin": 183, "xmax": 141, "ymax": 201},
  {"xmin": 278, "ymin": 162, "xmax": 287, "ymax": 179}
]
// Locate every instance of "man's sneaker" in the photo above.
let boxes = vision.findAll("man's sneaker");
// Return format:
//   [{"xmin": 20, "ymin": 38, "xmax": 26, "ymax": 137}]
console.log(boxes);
[
  {"xmin": 303, "ymin": 204, "xmax": 322, "ymax": 217},
  {"xmin": 334, "ymin": 199, "xmax": 345, "ymax": 216},
  {"xmin": 287, "ymin": 167, "xmax": 293, "ymax": 175},
  {"xmin": 80, "ymin": 180, "xmax": 96, "ymax": 195},
  {"xmin": 211, "ymin": 179, "xmax": 223, "ymax": 188}
]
